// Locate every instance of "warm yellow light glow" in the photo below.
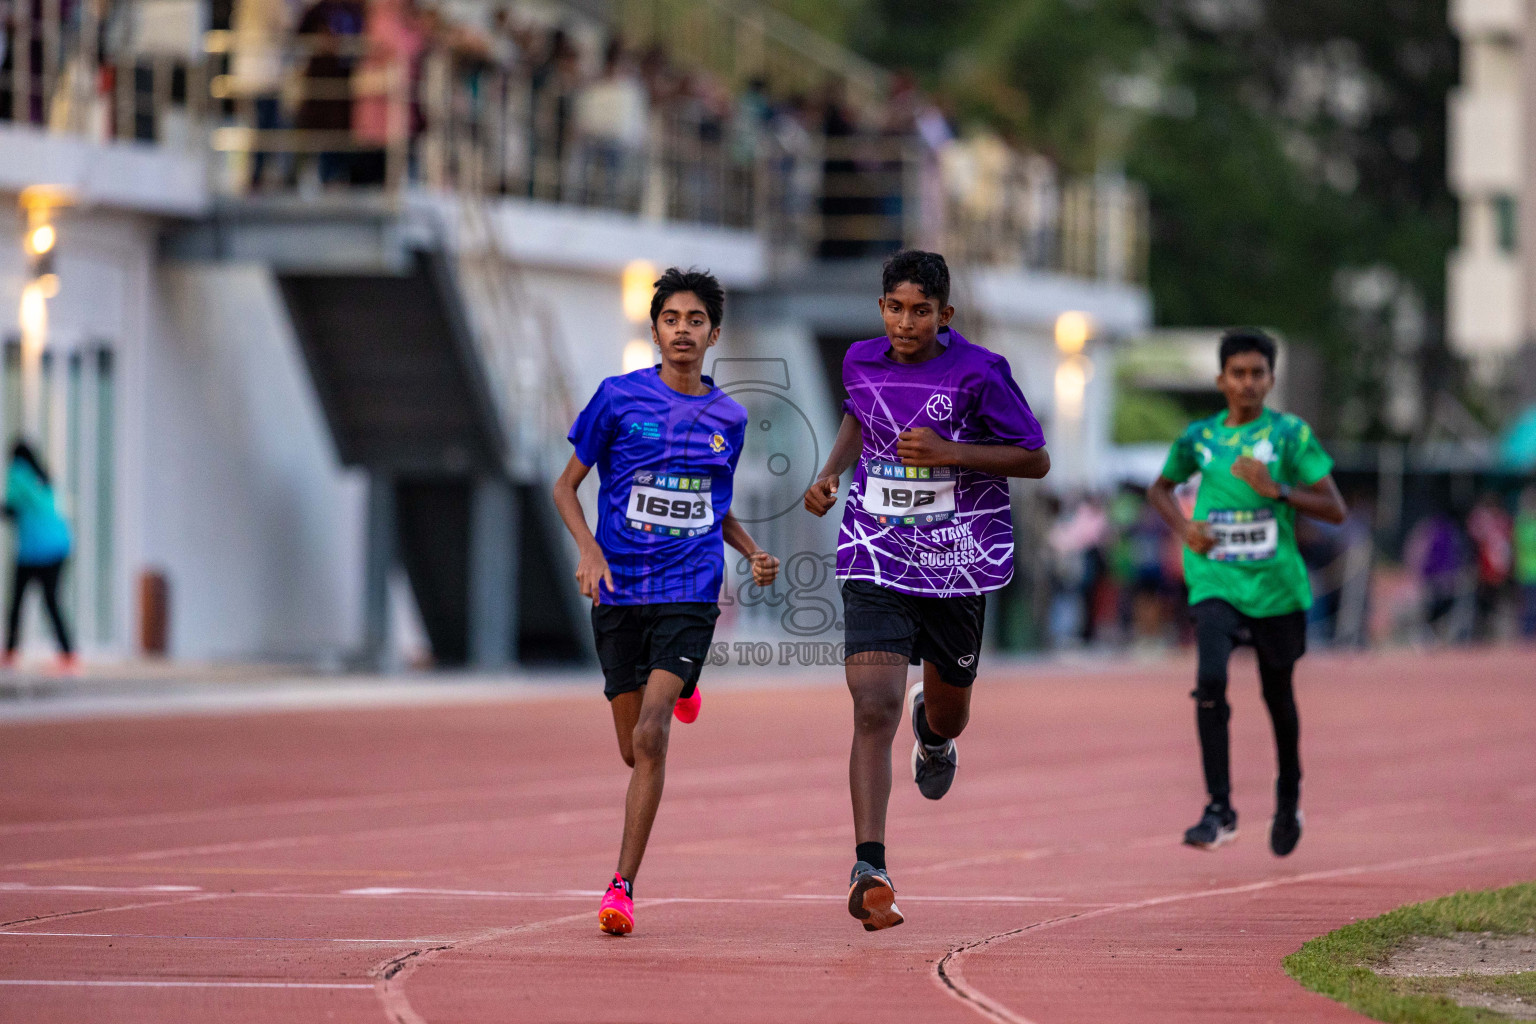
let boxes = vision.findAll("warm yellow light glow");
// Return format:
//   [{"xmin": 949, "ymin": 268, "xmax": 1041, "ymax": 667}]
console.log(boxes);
[
  {"xmin": 37, "ymin": 273, "xmax": 59, "ymax": 298},
  {"xmin": 1055, "ymin": 355, "xmax": 1094, "ymax": 421},
  {"xmin": 622, "ymin": 339, "xmax": 655, "ymax": 373},
  {"xmin": 1054, "ymin": 311, "xmax": 1092, "ymax": 355},
  {"xmin": 28, "ymin": 224, "xmax": 56, "ymax": 255},
  {"xmin": 622, "ymin": 260, "xmax": 657, "ymax": 323},
  {"xmin": 19, "ymin": 281, "xmax": 48, "ymax": 338}
]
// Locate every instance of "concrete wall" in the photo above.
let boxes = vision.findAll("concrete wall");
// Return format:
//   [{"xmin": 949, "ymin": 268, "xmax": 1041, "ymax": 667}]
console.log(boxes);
[{"xmin": 150, "ymin": 265, "xmax": 367, "ymax": 661}]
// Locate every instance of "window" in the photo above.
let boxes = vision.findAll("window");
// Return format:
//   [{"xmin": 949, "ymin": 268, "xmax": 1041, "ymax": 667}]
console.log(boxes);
[{"xmin": 1493, "ymin": 194, "xmax": 1518, "ymax": 254}]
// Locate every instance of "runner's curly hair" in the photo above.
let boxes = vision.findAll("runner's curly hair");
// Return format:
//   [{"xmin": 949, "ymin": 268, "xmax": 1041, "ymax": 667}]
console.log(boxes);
[
  {"xmin": 651, "ymin": 268, "xmax": 725, "ymax": 330},
  {"xmin": 881, "ymin": 249, "xmax": 950, "ymax": 308}
]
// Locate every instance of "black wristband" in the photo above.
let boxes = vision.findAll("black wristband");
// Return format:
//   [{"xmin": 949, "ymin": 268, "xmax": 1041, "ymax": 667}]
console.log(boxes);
[{"xmin": 1276, "ymin": 483, "xmax": 1292, "ymax": 504}]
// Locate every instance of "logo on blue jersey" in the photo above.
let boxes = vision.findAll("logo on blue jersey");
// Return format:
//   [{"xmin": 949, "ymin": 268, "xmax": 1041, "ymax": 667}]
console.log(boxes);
[
  {"xmin": 709, "ymin": 432, "xmax": 729, "ymax": 454},
  {"xmin": 626, "ymin": 420, "xmax": 662, "ymax": 440}
]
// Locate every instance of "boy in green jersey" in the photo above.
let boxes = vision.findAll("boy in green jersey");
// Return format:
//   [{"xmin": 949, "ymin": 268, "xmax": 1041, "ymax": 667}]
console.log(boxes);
[{"xmin": 1148, "ymin": 329, "xmax": 1346, "ymax": 857}]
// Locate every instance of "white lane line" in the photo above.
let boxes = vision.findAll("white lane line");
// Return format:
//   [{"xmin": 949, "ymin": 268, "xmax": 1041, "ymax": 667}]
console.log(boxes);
[
  {"xmin": 0, "ymin": 979, "xmax": 374, "ymax": 990},
  {"xmin": 342, "ymin": 887, "xmax": 604, "ymax": 898},
  {"xmin": 0, "ymin": 883, "xmax": 1092, "ymax": 907},
  {"xmin": 0, "ymin": 883, "xmax": 201, "ymax": 894},
  {"xmin": 933, "ymin": 837, "xmax": 1536, "ymax": 1024},
  {"xmin": 783, "ymin": 895, "xmax": 1074, "ymax": 904},
  {"xmin": 340, "ymin": 886, "xmax": 1082, "ymax": 905},
  {"xmin": 0, "ymin": 754, "xmax": 832, "ymax": 838},
  {"xmin": 0, "ymin": 932, "xmax": 451, "ymax": 943}
]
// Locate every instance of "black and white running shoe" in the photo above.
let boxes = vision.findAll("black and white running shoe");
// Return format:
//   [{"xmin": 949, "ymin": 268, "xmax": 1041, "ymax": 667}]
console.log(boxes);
[
  {"xmin": 847, "ymin": 861, "xmax": 903, "ymax": 931},
  {"xmin": 1270, "ymin": 807, "xmax": 1303, "ymax": 857},
  {"xmin": 907, "ymin": 682, "xmax": 957, "ymax": 800},
  {"xmin": 1183, "ymin": 802, "xmax": 1238, "ymax": 849}
]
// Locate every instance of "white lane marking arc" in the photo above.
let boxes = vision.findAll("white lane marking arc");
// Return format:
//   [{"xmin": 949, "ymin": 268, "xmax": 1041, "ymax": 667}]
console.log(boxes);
[
  {"xmin": 934, "ymin": 838, "xmax": 1536, "ymax": 1024},
  {"xmin": 341, "ymin": 886, "xmax": 1080, "ymax": 905}
]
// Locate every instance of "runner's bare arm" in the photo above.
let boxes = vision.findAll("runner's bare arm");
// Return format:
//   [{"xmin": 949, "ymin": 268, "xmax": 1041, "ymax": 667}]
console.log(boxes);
[
  {"xmin": 722, "ymin": 513, "xmax": 781, "ymax": 587},
  {"xmin": 804, "ymin": 413, "xmax": 864, "ymax": 516},
  {"xmin": 896, "ymin": 427, "xmax": 1050, "ymax": 479},
  {"xmin": 1148, "ymin": 474, "xmax": 1216, "ymax": 556},
  {"xmin": 1231, "ymin": 457, "xmax": 1347, "ymax": 524},
  {"xmin": 551, "ymin": 453, "xmax": 615, "ymax": 604}
]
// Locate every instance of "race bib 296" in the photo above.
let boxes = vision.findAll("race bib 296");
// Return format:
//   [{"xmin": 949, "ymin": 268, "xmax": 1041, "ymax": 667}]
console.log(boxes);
[
  {"xmin": 1207, "ymin": 508, "xmax": 1278, "ymax": 562},
  {"xmin": 626, "ymin": 472, "xmax": 713, "ymax": 537},
  {"xmin": 860, "ymin": 460, "xmax": 957, "ymax": 527}
]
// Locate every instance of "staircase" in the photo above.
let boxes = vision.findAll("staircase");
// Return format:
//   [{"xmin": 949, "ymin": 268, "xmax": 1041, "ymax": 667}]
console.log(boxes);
[{"xmin": 168, "ymin": 197, "xmax": 589, "ymax": 668}]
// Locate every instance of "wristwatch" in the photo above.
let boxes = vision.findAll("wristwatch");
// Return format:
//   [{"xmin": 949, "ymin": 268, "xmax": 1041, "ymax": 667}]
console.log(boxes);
[{"xmin": 1276, "ymin": 483, "xmax": 1292, "ymax": 504}]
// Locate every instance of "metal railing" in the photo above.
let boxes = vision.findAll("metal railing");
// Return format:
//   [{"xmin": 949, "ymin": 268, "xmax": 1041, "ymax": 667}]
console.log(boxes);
[
  {"xmin": 2, "ymin": 2, "xmax": 1148, "ymax": 283},
  {"xmin": 611, "ymin": 0, "xmax": 891, "ymax": 111}
]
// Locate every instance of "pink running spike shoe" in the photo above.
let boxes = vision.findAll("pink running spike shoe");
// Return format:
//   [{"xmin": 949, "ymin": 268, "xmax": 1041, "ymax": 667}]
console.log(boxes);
[
  {"xmin": 673, "ymin": 686, "xmax": 702, "ymax": 724},
  {"xmin": 598, "ymin": 873, "xmax": 634, "ymax": 935}
]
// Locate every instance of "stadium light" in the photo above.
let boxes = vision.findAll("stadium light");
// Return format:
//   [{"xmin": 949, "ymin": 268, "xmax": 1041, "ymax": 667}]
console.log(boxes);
[
  {"xmin": 28, "ymin": 224, "xmax": 55, "ymax": 256},
  {"xmin": 1054, "ymin": 311, "xmax": 1093, "ymax": 355},
  {"xmin": 17, "ymin": 186, "xmax": 72, "ymax": 440},
  {"xmin": 18, "ymin": 281, "xmax": 47, "ymax": 338},
  {"xmin": 622, "ymin": 260, "xmax": 657, "ymax": 324},
  {"xmin": 622, "ymin": 338, "xmax": 654, "ymax": 373},
  {"xmin": 1055, "ymin": 355, "xmax": 1094, "ymax": 421}
]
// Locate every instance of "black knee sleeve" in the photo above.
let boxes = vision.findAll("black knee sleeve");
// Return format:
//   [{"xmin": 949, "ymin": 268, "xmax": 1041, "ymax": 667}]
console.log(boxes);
[{"xmin": 1191, "ymin": 684, "xmax": 1231, "ymax": 718}]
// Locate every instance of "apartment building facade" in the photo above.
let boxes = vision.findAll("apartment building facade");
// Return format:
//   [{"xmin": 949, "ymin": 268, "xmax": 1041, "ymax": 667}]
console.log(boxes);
[{"xmin": 1448, "ymin": 0, "xmax": 1536, "ymax": 394}]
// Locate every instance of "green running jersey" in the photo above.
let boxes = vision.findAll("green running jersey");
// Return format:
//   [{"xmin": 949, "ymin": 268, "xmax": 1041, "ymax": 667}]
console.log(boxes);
[{"xmin": 1161, "ymin": 409, "xmax": 1334, "ymax": 619}]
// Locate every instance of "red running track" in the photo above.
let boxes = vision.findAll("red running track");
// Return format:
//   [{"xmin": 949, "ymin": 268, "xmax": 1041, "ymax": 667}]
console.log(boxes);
[{"xmin": 0, "ymin": 647, "xmax": 1533, "ymax": 1023}]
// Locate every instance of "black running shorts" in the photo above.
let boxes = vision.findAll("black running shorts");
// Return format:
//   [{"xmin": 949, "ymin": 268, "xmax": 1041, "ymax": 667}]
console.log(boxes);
[
  {"xmin": 840, "ymin": 579, "xmax": 986, "ymax": 687},
  {"xmin": 591, "ymin": 602, "xmax": 720, "ymax": 701}
]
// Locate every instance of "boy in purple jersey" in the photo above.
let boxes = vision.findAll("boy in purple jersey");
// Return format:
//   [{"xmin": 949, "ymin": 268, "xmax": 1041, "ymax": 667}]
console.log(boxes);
[
  {"xmin": 804, "ymin": 250, "xmax": 1049, "ymax": 930},
  {"xmin": 552, "ymin": 268, "xmax": 779, "ymax": 936}
]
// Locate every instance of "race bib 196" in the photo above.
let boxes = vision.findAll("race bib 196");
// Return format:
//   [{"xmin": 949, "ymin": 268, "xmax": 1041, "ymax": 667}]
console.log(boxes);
[
  {"xmin": 1207, "ymin": 508, "xmax": 1278, "ymax": 562},
  {"xmin": 626, "ymin": 471, "xmax": 713, "ymax": 537},
  {"xmin": 860, "ymin": 460, "xmax": 957, "ymax": 527}
]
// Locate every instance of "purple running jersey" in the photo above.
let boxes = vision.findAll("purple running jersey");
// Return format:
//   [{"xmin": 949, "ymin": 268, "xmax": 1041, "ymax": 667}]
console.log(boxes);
[{"xmin": 836, "ymin": 329, "xmax": 1045, "ymax": 596}]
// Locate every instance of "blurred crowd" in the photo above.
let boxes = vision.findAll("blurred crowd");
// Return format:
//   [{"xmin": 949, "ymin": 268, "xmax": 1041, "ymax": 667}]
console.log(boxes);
[
  {"xmin": 3, "ymin": 0, "xmax": 1085, "ymax": 260},
  {"xmin": 1040, "ymin": 484, "xmax": 1536, "ymax": 652},
  {"xmin": 1399, "ymin": 488, "xmax": 1536, "ymax": 644}
]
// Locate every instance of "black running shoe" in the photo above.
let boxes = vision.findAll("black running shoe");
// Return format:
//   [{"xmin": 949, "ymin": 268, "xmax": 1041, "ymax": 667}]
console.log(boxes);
[
  {"xmin": 907, "ymin": 682, "xmax": 958, "ymax": 800},
  {"xmin": 1270, "ymin": 807, "xmax": 1303, "ymax": 857},
  {"xmin": 1183, "ymin": 802, "xmax": 1238, "ymax": 849},
  {"xmin": 847, "ymin": 861, "xmax": 903, "ymax": 931}
]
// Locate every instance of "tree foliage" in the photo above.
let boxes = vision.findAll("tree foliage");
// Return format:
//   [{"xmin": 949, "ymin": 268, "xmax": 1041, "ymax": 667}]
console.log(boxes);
[{"xmin": 795, "ymin": 0, "xmax": 1461, "ymax": 438}]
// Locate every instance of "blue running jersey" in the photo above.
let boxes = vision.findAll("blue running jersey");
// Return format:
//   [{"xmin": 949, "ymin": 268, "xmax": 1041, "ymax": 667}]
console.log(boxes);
[{"xmin": 568, "ymin": 367, "xmax": 749, "ymax": 604}]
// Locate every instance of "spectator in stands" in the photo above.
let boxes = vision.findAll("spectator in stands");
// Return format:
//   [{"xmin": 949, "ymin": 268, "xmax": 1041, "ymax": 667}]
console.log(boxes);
[
  {"xmin": 818, "ymin": 79, "xmax": 864, "ymax": 259},
  {"xmin": 528, "ymin": 26, "xmax": 580, "ymax": 200},
  {"xmin": 770, "ymin": 92, "xmax": 821, "ymax": 229},
  {"xmin": 230, "ymin": 0, "xmax": 297, "ymax": 189},
  {"xmin": 295, "ymin": 0, "xmax": 365, "ymax": 186},
  {"xmin": 351, "ymin": 0, "xmax": 427, "ymax": 186},
  {"xmin": 1406, "ymin": 508, "xmax": 1470, "ymax": 643},
  {"xmin": 1467, "ymin": 492, "xmax": 1514, "ymax": 641},
  {"xmin": 570, "ymin": 38, "xmax": 647, "ymax": 211},
  {"xmin": 2, "ymin": 441, "xmax": 73, "ymax": 669},
  {"xmin": 1515, "ymin": 487, "xmax": 1536, "ymax": 640},
  {"xmin": 730, "ymin": 75, "xmax": 771, "ymax": 166},
  {"xmin": 1123, "ymin": 494, "xmax": 1168, "ymax": 644}
]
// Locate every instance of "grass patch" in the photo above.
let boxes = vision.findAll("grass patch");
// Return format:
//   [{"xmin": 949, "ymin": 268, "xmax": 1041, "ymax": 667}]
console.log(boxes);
[{"xmin": 1283, "ymin": 882, "xmax": 1536, "ymax": 1022}]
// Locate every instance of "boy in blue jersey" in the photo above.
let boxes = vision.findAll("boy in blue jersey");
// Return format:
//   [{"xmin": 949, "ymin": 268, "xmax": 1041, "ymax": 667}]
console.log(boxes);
[{"xmin": 552, "ymin": 267, "xmax": 779, "ymax": 936}]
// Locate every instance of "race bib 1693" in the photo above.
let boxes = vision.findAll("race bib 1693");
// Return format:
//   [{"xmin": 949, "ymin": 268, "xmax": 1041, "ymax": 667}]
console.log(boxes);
[
  {"xmin": 626, "ymin": 472, "xmax": 713, "ymax": 537},
  {"xmin": 860, "ymin": 460, "xmax": 957, "ymax": 527}
]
